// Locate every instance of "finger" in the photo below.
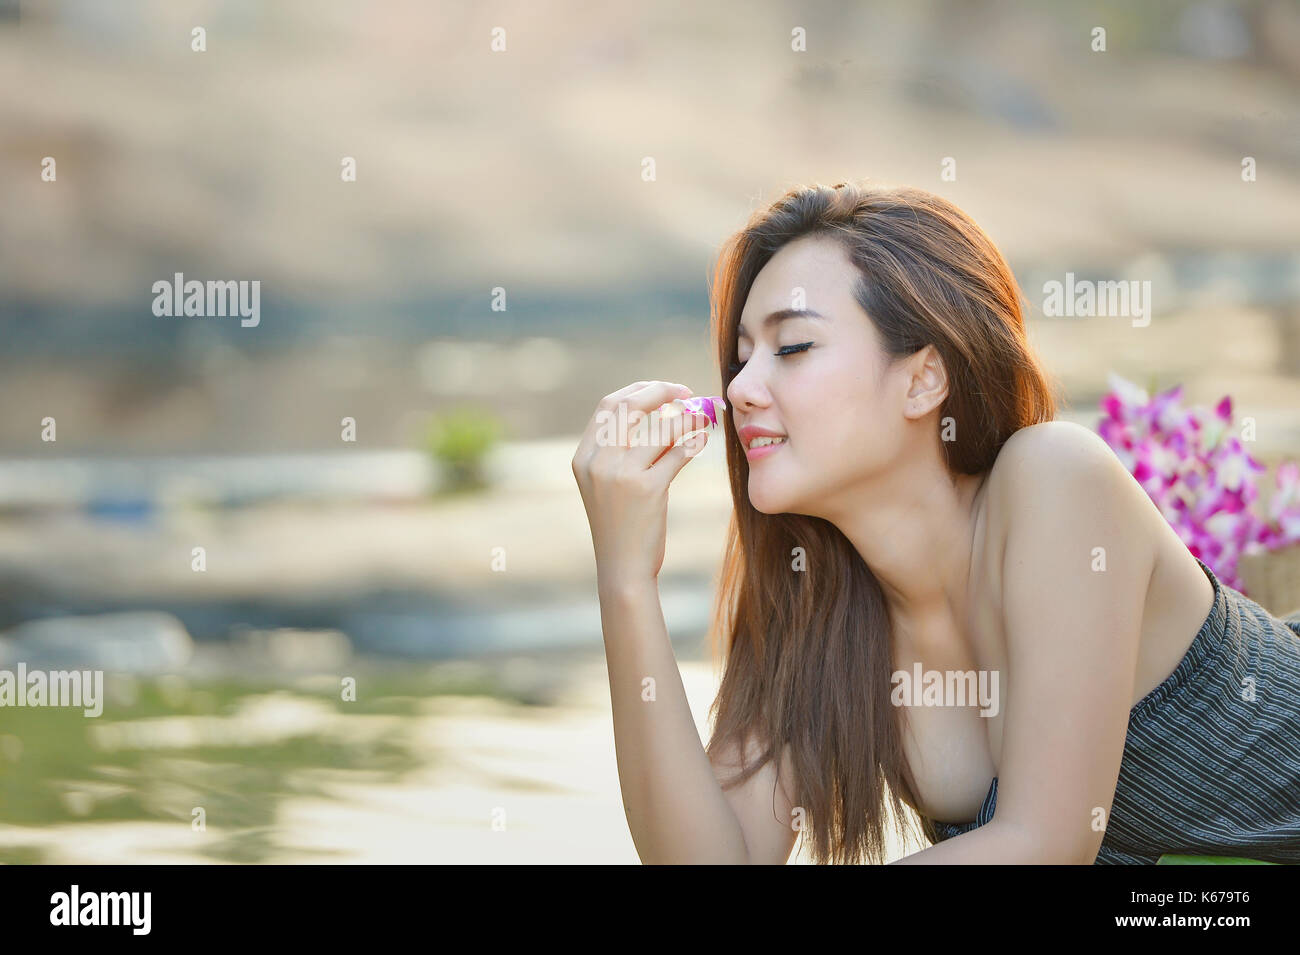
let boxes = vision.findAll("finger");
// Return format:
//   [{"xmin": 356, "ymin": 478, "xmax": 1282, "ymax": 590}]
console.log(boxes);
[
  {"xmin": 621, "ymin": 380, "xmax": 693, "ymax": 415},
  {"xmin": 574, "ymin": 380, "xmax": 656, "ymax": 463},
  {"xmin": 618, "ymin": 382, "xmax": 695, "ymax": 455},
  {"xmin": 629, "ymin": 404, "xmax": 713, "ymax": 469},
  {"xmin": 580, "ymin": 381, "xmax": 694, "ymax": 461},
  {"xmin": 643, "ymin": 396, "xmax": 723, "ymax": 465},
  {"xmin": 649, "ymin": 427, "xmax": 710, "ymax": 481}
]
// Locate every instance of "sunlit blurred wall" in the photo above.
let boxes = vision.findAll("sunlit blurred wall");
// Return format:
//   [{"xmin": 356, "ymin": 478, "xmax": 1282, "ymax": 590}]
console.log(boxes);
[{"xmin": 1, "ymin": 0, "xmax": 1298, "ymax": 455}]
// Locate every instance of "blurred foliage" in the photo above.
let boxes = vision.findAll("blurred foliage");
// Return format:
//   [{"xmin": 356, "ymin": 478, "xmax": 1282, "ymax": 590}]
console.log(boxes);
[{"xmin": 425, "ymin": 407, "xmax": 505, "ymax": 494}]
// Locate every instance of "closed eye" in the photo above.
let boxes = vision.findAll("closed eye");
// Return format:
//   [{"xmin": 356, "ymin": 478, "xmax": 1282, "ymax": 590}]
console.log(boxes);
[{"xmin": 728, "ymin": 341, "xmax": 813, "ymax": 375}]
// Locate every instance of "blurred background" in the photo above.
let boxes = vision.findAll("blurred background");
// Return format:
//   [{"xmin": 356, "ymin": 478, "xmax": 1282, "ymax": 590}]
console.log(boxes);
[{"xmin": 1, "ymin": 0, "xmax": 1299, "ymax": 864}]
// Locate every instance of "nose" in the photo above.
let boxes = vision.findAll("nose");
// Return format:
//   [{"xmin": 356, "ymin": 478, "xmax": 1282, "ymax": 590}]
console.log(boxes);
[{"xmin": 725, "ymin": 359, "xmax": 771, "ymax": 415}]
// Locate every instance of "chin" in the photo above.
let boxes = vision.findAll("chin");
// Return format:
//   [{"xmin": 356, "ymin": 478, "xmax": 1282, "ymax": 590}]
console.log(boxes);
[{"xmin": 747, "ymin": 479, "xmax": 795, "ymax": 516}]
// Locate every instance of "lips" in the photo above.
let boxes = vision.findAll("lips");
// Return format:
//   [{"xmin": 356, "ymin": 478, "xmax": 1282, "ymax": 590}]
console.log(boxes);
[
  {"xmin": 738, "ymin": 424, "xmax": 786, "ymax": 446},
  {"xmin": 737, "ymin": 424, "xmax": 788, "ymax": 460}
]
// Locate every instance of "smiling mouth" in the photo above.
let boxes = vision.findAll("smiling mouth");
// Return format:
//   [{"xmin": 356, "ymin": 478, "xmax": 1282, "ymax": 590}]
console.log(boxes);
[{"xmin": 745, "ymin": 435, "xmax": 787, "ymax": 460}]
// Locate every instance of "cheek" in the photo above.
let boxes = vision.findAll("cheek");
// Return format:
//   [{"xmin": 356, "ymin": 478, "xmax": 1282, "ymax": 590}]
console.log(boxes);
[
  {"xmin": 793, "ymin": 372, "xmax": 877, "ymax": 447},
  {"xmin": 794, "ymin": 389, "xmax": 896, "ymax": 478}
]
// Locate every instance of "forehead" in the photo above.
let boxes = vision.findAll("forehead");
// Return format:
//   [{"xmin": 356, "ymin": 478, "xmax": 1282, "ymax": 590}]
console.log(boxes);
[{"xmin": 738, "ymin": 236, "xmax": 856, "ymax": 337}]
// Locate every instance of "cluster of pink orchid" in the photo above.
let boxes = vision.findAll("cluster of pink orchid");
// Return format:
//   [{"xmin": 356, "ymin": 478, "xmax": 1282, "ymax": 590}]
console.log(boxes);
[{"xmin": 1096, "ymin": 373, "xmax": 1300, "ymax": 593}]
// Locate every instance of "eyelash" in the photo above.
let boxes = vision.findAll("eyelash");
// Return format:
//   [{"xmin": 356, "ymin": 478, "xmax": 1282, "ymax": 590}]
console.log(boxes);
[{"xmin": 728, "ymin": 341, "xmax": 813, "ymax": 374}]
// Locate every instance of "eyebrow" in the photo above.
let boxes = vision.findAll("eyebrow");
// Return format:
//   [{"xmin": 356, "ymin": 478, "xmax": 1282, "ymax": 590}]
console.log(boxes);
[{"xmin": 736, "ymin": 308, "xmax": 827, "ymax": 339}]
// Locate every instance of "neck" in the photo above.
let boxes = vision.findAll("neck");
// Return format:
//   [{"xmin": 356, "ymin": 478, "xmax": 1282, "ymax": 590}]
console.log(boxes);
[{"xmin": 824, "ymin": 462, "xmax": 989, "ymax": 648}]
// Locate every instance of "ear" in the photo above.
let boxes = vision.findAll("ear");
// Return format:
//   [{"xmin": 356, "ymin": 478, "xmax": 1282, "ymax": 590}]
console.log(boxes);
[{"xmin": 902, "ymin": 345, "xmax": 949, "ymax": 420}]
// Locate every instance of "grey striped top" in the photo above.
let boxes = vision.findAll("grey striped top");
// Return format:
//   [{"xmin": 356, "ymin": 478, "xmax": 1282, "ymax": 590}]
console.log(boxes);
[{"xmin": 920, "ymin": 555, "xmax": 1300, "ymax": 864}]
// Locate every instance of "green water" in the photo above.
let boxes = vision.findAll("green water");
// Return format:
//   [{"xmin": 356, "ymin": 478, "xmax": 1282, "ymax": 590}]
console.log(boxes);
[{"xmin": 0, "ymin": 666, "xmax": 536, "ymax": 864}]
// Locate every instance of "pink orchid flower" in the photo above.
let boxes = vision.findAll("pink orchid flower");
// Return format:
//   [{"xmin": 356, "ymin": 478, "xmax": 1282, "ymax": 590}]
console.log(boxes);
[{"xmin": 1096, "ymin": 373, "xmax": 1300, "ymax": 594}]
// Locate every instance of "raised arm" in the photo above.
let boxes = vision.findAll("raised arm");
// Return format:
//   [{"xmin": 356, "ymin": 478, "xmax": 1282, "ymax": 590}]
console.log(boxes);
[{"xmin": 573, "ymin": 380, "xmax": 797, "ymax": 864}]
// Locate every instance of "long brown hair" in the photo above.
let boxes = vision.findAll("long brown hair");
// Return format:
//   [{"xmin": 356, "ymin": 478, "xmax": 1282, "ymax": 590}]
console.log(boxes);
[{"xmin": 703, "ymin": 180, "xmax": 1060, "ymax": 864}]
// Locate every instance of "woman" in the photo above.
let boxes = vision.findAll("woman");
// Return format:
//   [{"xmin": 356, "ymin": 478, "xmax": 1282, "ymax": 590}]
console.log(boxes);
[{"xmin": 570, "ymin": 180, "xmax": 1300, "ymax": 864}]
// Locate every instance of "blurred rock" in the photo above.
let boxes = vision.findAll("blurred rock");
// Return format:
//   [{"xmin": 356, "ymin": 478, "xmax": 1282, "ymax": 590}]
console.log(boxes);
[{"xmin": 0, "ymin": 611, "xmax": 193, "ymax": 673}]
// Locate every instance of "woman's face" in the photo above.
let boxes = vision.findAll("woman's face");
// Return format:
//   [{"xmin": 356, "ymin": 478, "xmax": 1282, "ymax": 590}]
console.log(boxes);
[{"xmin": 726, "ymin": 235, "xmax": 916, "ymax": 517}]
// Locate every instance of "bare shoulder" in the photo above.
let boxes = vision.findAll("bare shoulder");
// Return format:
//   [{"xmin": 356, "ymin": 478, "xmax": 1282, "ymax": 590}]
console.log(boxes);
[
  {"xmin": 984, "ymin": 420, "xmax": 1161, "ymax": 574},
  {"xmin": 986, "ymin": 420, "xmax": 1141, "ymax": 517},
  {"xmin": 991, "ymin": 420, "xmax": 1123, "ymax": 483}
]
